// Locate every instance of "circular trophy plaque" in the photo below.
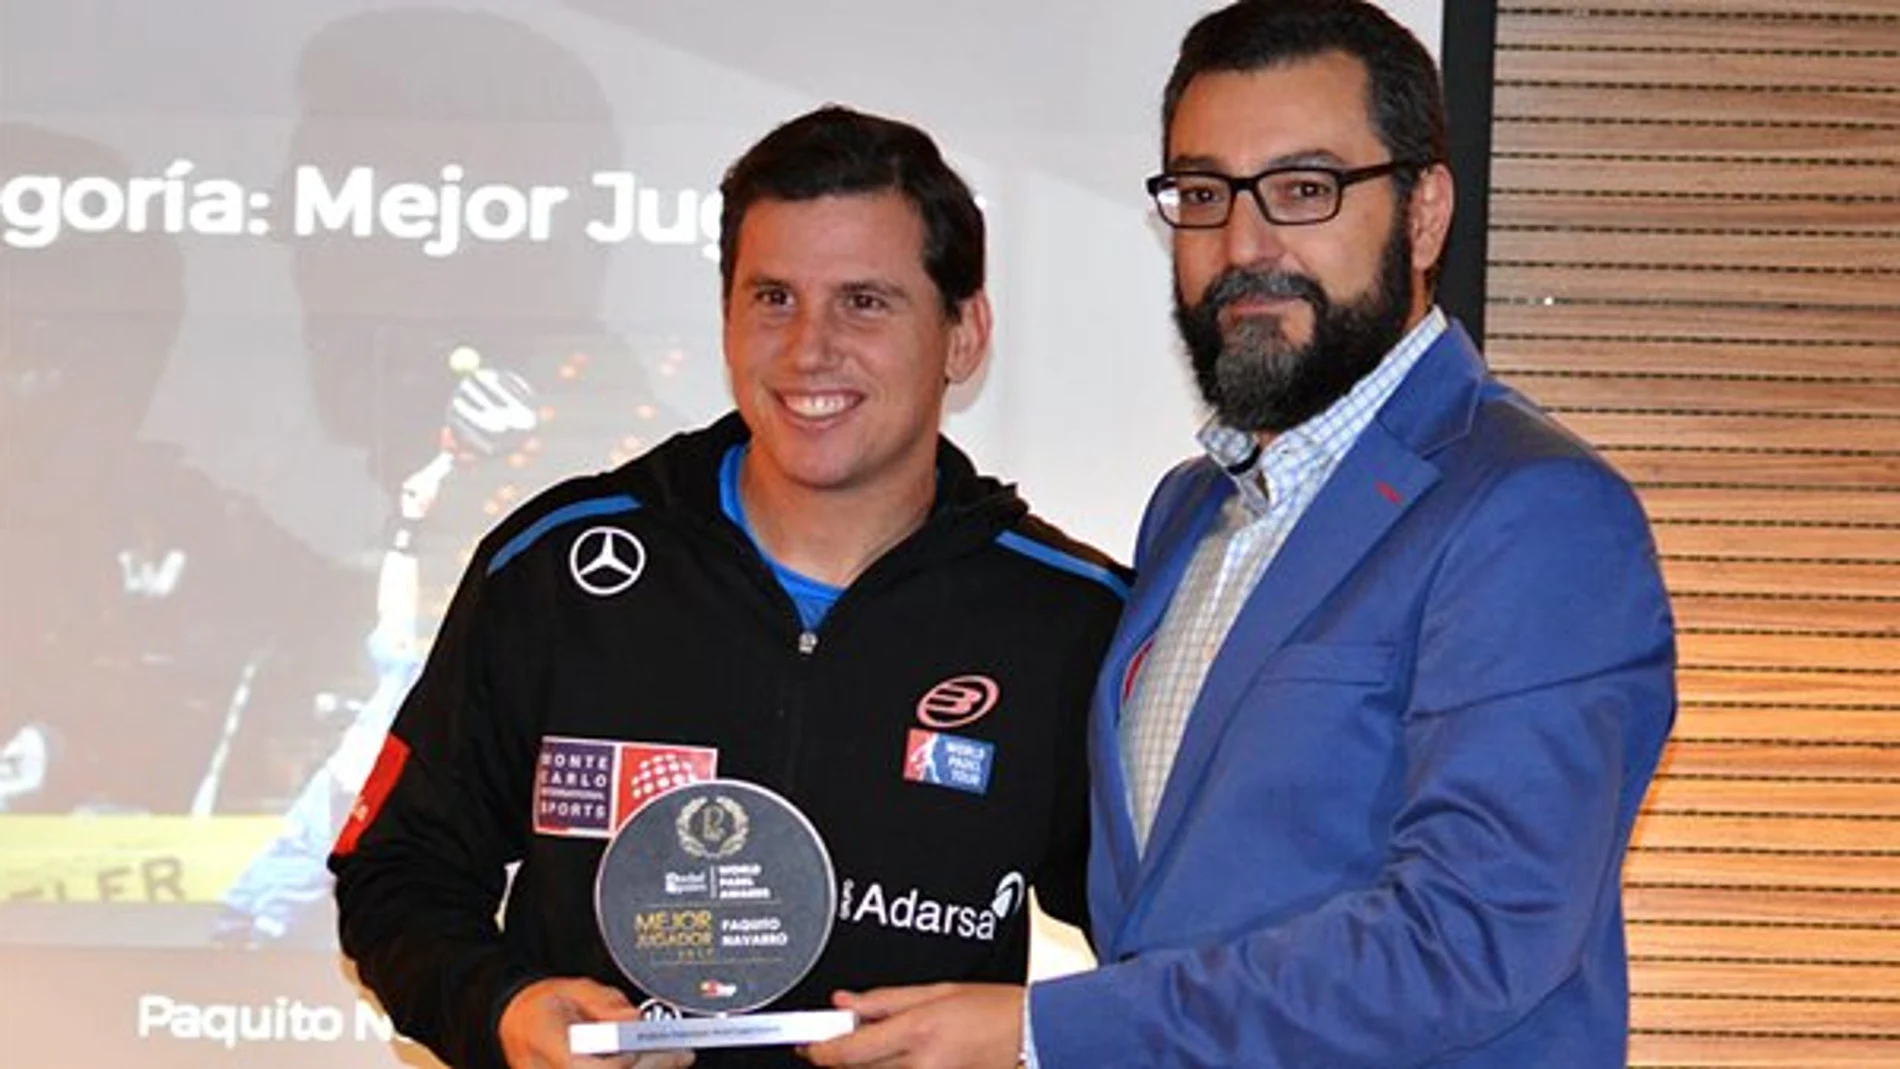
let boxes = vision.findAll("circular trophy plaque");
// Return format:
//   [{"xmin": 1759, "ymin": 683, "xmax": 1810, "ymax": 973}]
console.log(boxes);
[{"xmin": 595, "ymin": 778, "xmax": 836, "ymax": 1016}]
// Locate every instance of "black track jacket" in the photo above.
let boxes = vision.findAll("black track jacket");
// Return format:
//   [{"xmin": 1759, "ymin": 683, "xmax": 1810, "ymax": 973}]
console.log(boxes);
[{"xmin": 330, "ymin": 414, "xmax": 1128, "ymax": 1069}]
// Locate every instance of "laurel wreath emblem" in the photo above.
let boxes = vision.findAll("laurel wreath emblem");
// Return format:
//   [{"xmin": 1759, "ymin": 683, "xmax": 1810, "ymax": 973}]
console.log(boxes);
[{"xmin": 676, "ymin": 794, "xmax": 750, "ymax": 859}]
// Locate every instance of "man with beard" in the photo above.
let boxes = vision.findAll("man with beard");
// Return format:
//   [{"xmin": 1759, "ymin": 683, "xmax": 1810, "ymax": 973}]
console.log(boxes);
[{"xmin": 803, "ymin": 3, "xmax": 1676, "ymax": 1068}]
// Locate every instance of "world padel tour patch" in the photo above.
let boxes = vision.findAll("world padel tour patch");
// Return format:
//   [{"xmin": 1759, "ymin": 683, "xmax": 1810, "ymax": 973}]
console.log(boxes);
[{"xmin": 902, "ymin": 729, "xmax": 995, "ymax": 796}]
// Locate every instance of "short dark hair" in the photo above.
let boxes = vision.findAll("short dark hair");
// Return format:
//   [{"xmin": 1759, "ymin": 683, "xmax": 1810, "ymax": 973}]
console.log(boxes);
[
  {"xmin": 1161, "ymin": 0, "xmax": 1447, "ymax": 201},
  {"xmin": 718, "ymin": 105, "xmax": 984, "ymax": 319}
]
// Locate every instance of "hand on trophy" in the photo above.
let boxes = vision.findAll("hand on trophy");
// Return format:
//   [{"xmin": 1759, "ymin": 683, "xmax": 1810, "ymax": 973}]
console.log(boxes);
[
  {"xmin": 499, "ymin": 977, "xmax": 694, "ymax": 1069},
  {"xmin": 801, "ymin": 983, "xmax": 1024, "ymax": 1069}
]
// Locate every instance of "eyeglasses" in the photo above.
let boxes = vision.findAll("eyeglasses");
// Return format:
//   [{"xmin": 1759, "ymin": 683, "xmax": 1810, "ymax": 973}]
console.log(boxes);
[{"xmin": 1145, "ymin": 160, "xmax": 1426, "ymax": 229}]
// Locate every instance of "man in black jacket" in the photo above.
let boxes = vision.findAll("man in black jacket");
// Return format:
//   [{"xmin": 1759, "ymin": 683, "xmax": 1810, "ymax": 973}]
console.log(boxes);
[{"xmin": 330, "ymin": 105, "xmax": 1127, "ymax": 1069}]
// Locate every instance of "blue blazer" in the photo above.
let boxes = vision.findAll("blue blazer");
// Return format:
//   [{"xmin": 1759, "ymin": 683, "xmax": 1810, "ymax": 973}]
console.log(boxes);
[{"xmin": 1034, "ymin": 323, "xmax": 1676, "ymax": 1067}]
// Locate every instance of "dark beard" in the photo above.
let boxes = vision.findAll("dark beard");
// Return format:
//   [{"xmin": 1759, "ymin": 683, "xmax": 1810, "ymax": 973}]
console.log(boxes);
[{"xmin": 1173, "ymin": 219, "xmax": 1416, "ymax": 435}]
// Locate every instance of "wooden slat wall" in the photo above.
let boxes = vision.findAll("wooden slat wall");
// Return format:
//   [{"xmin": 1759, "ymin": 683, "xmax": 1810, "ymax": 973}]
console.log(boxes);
[{"xmin": 1492, "ymin": 3, "xmax": 1900, "ymax": 1066}]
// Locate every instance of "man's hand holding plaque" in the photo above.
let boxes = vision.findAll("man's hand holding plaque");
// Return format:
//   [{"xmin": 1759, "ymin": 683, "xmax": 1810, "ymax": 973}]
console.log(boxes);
[{"xmin": 505, "ymin": 977, "xmax": 695, "ymax": 1068}]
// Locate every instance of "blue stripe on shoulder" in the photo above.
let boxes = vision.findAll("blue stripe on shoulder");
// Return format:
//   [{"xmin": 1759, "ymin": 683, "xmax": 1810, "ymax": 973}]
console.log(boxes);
[
  {"xmin": 994, "ymin": 530, "xmax": 1129, "ymax": 601},
  {"xmin": 487, "ymin": 494, "xmax": 642, "ymax": 576}
]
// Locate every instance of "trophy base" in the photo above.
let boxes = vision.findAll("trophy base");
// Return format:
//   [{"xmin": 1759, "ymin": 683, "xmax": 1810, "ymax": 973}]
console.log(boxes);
[{"xmin": 569, "ymin": 1009, "xmax": 857, "ymax": 1053}]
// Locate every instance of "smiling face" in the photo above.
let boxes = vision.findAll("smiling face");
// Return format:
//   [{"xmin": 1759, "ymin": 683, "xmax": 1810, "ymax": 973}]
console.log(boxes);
[
  {"xmin": 1166, "ymin": 51, "xmax": 1451, "ymax": 435},
  {"xmin": 723, "ymin": 190, "xmax": 989, "ymax": 507}
]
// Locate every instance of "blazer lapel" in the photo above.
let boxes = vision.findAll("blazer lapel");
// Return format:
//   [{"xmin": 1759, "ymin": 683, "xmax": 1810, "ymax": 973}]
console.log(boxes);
[
  {"xmin": 1113, "ymin": 325, "xmax": 1488, "ymax": 949},
  {"xmin": 1093, "ymin": 466, "xmax": 1231, "ymax": 916}
]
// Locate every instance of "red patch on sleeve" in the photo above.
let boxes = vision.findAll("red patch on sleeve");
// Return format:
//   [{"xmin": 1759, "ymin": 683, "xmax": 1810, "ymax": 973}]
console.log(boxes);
[
  {"xmin": 1376, "ymin": 480, "xmax": 1404, "ymax": 505},
  {"xmin": 333, "ymin": 735, "xmax": 411, "ymax": 856}
]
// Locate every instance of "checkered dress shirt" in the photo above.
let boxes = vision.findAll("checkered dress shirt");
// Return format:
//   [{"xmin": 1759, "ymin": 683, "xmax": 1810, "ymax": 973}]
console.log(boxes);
[{"xmin": 1120, "ymin": 307, "xmax": 1447, "ymax": 851}]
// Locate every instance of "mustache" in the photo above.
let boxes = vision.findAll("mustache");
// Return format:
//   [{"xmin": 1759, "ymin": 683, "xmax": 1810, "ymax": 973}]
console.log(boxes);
[{"xmin": 1201, "ymin": 267, "xmax": 1327, "ymax": 315}]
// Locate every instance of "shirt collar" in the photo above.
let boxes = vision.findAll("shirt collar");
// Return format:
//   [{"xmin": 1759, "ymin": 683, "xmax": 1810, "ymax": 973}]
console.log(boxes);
[{"xmin": 1197, "ymin": 305, "xmax": 1449, "ymax": 512}]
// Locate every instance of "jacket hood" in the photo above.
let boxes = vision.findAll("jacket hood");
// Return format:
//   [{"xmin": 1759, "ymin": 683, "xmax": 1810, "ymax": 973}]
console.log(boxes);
[{"xmin": 608, "ymin": 411, "xmax": 1029, "ymax": 534}]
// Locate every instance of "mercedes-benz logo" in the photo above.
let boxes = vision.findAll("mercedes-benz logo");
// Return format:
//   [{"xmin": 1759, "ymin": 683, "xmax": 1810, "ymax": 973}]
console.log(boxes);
[{"xmin": 569, "ymin": 526, "xmax": 646, "ymax": 597}]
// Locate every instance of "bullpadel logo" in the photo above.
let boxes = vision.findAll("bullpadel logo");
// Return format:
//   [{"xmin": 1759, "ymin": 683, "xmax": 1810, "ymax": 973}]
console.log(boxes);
[{"xmin": 915, "ymin": 675, "xmax": 999, "ymax": 729}]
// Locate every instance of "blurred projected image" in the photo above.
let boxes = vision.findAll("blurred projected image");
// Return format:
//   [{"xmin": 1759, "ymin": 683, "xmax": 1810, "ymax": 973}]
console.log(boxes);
[
  {"xmin": 1, "ymin": 8, "xmax": 695, "ymax": 951},
  {"xmin": 0, "ymin": 123, "xmax": 361, "ymax": 824},
  {"xmin": 213, "ymin": 347, "xmax": 532, "ymax": 947},
  {"xmin": 211, "ymin": 7, "xmax": 692, "ymax": 949}
]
